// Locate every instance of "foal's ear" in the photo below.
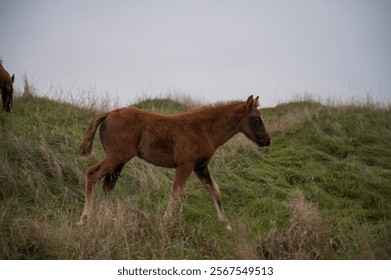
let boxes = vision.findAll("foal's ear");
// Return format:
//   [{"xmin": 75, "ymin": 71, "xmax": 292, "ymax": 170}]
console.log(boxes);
[
  {"xmin": 246, "ymin": 95, "xmax": 259, "ymax": 109},
  {"xmin": 254, "ymin": 96, "xmax": 259, "ymax": 107},
  {"xmin": 11, "ymin": 74, "xmax": 15, "ymax": 83},
  {"xmin": 246, "ymin": 95, "xmax": 254, "ymax": 110}
]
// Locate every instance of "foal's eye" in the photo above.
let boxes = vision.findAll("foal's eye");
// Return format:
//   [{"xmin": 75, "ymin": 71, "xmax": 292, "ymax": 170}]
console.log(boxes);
[{"xmin": 250, "ymin": 116, "xmax": 263, "ymax": 129}]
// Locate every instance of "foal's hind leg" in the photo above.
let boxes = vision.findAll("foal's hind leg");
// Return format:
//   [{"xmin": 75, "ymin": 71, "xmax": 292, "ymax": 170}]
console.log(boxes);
[
  {"xmin": 194, "ymin": 165, "xmax": 232, "ymax": 231},
  {"xmin": 102, "ymin": 164, "xmax": 124, "ymax": 205},
  {"xmin": 78, "ymin": 157, "xmax": 124, "ymax": 226}
]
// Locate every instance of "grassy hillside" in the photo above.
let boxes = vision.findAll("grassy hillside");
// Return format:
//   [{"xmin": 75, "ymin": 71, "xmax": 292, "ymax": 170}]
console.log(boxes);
[{"xmin": 0, "ymin": 87, "xmax": 390, "ymax": 259}]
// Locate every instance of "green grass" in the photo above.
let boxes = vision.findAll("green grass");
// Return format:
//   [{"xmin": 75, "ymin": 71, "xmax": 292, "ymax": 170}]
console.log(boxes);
[{"xmin": 0, "ymin": 85, "xmax": 390, "ymax": 259}]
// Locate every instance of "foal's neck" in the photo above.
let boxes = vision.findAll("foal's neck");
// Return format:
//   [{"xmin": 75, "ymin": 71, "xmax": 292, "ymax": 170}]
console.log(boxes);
[{"xmin": 205, "ymin": 102, "xmax": 246, "ymax": 148}]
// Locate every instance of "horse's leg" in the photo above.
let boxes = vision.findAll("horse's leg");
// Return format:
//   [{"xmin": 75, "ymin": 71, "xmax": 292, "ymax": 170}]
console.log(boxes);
[
  {"xmin": 102, "ymin": 164, "xmax": 124, "ymax": 206},
  {"xmin": 163, "ymin": 163, "xmax": 194, "ymax": 225},
  {"xmin": 100, "ymin": 163, "xmax": 124, "ymax": 221},
  {"xmin": 77, "ymin": 156, "xmax": 123, "ymax": 226},
  {"xmin": 194, "ymin": 165, "xmax": 232, "ymax": 231},
  {"xmin": 1, "ymin": 93, "xmax": 6, "ymax": 111}
]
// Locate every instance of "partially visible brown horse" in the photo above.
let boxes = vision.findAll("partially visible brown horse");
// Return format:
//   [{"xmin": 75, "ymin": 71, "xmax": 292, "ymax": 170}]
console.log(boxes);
[
  {"xmin": 78, "ymin": 95, "xmax": 271, "ymax": 230},
  {"xmin": 0, "ymin": 61, "xmax": 15, "ymax": 112}
]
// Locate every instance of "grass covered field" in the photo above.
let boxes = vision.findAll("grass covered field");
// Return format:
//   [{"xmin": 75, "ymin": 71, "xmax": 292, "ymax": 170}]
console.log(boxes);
[{"xmin": 1, "ymin": 84, "xmax": 390, "ymax": 259}]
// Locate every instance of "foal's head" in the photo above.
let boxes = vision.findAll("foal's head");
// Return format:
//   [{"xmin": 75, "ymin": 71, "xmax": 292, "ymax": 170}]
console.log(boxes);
[{"xmin": 240, "ymin": 95, "xmax": 271, "ymax": 147}]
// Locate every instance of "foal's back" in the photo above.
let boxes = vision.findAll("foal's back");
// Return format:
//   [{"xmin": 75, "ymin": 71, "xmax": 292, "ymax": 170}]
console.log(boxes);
[{"xmin": 99, "ymin": 107, "xmax": 212, "ymax": 168}]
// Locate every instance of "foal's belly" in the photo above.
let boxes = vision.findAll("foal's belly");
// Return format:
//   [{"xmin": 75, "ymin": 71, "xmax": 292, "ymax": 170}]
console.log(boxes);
[
  {"xmin": 137, "ymin": 149, "xmax": 177, "ymax": 168},
  {"xmin": 137, "ymin": 131, "xmax": 178, "ymax": 168}
]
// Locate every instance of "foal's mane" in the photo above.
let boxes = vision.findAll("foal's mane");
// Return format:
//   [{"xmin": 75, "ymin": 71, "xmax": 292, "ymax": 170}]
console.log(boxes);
[{"xmin": 185, "ymin": 100, "xmax": 244, "ymax": 115}]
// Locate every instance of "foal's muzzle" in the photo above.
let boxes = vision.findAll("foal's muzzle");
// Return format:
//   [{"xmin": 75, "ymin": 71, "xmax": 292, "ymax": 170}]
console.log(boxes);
[{"xmin": 259, "ymin": 135, "xmax": 271, "ymax": 147}]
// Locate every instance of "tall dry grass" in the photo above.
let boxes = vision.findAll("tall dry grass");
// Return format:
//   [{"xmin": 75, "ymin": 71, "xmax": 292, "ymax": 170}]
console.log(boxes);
[{"xmin": 258, "ymin": 191, "xmax": 331, "ymax": 259}]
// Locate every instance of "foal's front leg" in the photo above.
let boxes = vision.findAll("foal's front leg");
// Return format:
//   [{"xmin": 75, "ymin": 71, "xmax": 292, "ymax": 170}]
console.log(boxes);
[
  {"xmin": 163, "ymin": 163, "xmax": 194, "ymax": 225},
  {"xmin": 194, "ymin": 165, "xmax": 232, "ymax": 231}
]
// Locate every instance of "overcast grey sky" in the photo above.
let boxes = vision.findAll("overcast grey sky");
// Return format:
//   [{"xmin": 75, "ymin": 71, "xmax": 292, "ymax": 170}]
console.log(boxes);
[{"xmin": 1, "ymin": 0, "xmax": 390, "ymax": 107}]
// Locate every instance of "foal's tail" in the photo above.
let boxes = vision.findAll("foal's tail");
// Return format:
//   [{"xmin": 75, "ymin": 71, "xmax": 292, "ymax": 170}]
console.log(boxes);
[{"xmin": 80, "ymin": 112, "xmax": 109, "ymax": 156}]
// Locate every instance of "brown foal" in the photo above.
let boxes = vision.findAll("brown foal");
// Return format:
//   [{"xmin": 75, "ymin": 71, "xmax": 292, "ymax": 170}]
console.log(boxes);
[{"xmin": 78, "ymin": 95, "xmax": 271, "ymax": 231}]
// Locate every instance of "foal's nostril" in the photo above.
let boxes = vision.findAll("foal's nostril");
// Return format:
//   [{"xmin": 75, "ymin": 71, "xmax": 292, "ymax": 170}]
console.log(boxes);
[
  {"xmin": 265, "ymin": 139, "xmax": 271, "ymax": 146},
  {"xmin": 259, "ymin": 138, "xmax": 271, "ymax": 147},
  {"xmin": 263, "ymin": 137, "xmax": 271, "ymax": 146}
]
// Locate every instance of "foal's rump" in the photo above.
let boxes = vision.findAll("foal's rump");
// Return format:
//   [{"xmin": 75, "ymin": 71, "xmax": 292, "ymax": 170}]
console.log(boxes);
[{"xmin": 79, "ymin": 107, "xmax": 177, "ymax": 164}]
